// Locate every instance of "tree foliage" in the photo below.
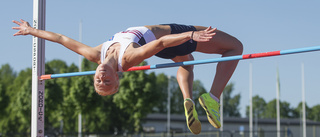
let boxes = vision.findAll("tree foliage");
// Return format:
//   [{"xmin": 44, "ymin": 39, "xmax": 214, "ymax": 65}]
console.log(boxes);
[
  {"xmin": 245, "ymin": 95, "xmax": 267, "ymax": 118},
  {"xmin": 0, "ymin": 64, "xmax": 15, "ymax": 119},
  {"xmin": 245, "ymin": 96, "xmax": 315, "ymax": 120},
  {"xmin": 3, "ymin": 59, "xmax": 320, "ymax": 135},
  {"xmin": 310, "ymin": 105, "xmax": 320, "ymax": 121},
  {"xmin": 263, "ymin": 99, "xmax": 293, "ymax": 118},
  {"xmin": 152, "ymin": 76, "xmax": 207, "ymax": 115},
  {"xmin": 114, "ymin": 61, "xmax": 162, "ymax": 132},
  {"xmin": 223, "ymin": 83, "xmax": 241, "ymax": 117},
  {"xmin": 292, "ymin": 102, "xmax": 312, "ymax": 119},
  {"xmin": 152, "ymin": 73, "xmax": 168, "ymax": 113},
  {"xmin": 0, "ymin": 59, "xmax": 216, "ymax": 135}
]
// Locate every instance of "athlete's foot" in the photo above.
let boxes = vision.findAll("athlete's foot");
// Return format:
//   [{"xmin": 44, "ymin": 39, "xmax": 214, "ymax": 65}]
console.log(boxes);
[
  {"xmin": 184, "ymin": 98, "xmax": 201, "ymax": 134},
  {"xmin": 199, "ymin": 93, "xmax": 221, "ymax": 128}
]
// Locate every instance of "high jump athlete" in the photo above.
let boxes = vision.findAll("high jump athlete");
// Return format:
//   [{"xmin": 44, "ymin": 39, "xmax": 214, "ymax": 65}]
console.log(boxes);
[{"xmin": 13, "ymin": 19, "xmax": 243, "ymax": 134}]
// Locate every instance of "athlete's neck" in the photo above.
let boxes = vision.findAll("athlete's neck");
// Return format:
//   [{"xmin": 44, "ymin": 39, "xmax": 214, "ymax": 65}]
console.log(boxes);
[{"xmin": 103, "ymin": 44, "xmax": 120, "ymax": 71}]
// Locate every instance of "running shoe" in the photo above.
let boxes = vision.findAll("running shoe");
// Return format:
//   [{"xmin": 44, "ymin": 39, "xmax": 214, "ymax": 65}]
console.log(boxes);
[
  {"xmin": 199, "ymin": 93, "xmax": 221, "ymax": 128},
  {"xmin": 184, "ymin": 98, "xmax": 201, "ymax": 134}
]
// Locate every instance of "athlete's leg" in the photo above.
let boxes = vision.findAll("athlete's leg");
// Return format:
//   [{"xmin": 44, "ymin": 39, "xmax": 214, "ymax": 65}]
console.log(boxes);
[
  {"xmin": 172, "ymin": 54, "xmax": 201, "ymax": 134},
  {"xmin": 194, "ymin": 26, "xmax": 243, "ymax": 99},
  {"xmin": 195, "ymin": 26, "xmax": 243, "ymax": 129},
  {"xmin": 171, "ymin": 54, "xmax": 194, "ymax": 100}
]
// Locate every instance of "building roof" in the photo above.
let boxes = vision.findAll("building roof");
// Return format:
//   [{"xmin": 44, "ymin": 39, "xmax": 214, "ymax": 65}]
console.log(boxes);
[{"xmin": 145, "ymin": 113, "xmax": 320, "ymax": 126}]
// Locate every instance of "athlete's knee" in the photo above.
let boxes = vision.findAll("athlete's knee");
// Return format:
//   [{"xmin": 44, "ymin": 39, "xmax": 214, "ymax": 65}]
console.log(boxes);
[
  {"xmin": 222, "ymin": 38, "xmax": 243, "ymax": 56},
  {"xmin": 182, "ymin": 64, "xmax": 194, "ymax": 71},
  {"xmin": 234, "ymin": 39, "xmax": 243, "ymax": 55}
]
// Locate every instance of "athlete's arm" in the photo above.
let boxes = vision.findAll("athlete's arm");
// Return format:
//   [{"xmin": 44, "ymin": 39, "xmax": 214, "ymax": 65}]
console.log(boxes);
[
  {"xmin": 12, "ymin": 19, "xmax": 101, "ymax": 63},
  {"xmin": 142, "ymin": 26, "xmax": 215, "ymax": 58},
  {"xmin": 122, "ymin": 27, "xmax": 216, "ymax": 70}
]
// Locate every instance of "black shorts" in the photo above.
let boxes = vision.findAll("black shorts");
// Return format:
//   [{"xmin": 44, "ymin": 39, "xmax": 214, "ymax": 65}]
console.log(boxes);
[{"xmin": 155, "ymin": 24, "xmax": 197, "ymax": 59}]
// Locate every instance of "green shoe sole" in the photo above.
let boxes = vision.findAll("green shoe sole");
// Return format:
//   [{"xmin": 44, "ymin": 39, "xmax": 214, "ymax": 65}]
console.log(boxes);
[
  {"xmin": 184, "ymin": 100, "xmax": 201, "ymax": 134},
  {"xmin": 199, "ymin": 96, "xmax": 221, "ymax": 129}
]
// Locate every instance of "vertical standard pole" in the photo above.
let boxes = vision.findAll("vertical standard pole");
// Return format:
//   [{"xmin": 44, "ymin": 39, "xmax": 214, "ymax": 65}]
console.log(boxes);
[{"xmin": 31, "ymin": 0, "xmax": 46, "ymax": 137}]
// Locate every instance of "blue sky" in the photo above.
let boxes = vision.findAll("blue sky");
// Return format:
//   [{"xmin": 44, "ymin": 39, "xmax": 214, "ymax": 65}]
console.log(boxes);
[{"xmin": 1, "ymin": 0, "xmax": 320, "ymax": 117}]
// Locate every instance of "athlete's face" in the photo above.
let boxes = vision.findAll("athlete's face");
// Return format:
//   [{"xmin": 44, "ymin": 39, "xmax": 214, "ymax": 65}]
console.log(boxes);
[{"xmin": 94, "ymin": 64, "xmax": 119, "ymax": 96}]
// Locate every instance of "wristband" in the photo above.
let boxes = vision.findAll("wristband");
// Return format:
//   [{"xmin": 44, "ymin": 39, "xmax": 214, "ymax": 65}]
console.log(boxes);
[{"xmin": 191, "ymin": 31, "xmax": 194, "ymax": 40}]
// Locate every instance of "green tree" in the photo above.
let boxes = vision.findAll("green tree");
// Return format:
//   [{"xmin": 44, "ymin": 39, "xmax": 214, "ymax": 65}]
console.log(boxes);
[
  {"xmin": 223, "ymin": 83, "xmax": 241, "ymax": 117},
  {"xmin": 169, "ymin": 77, "xmax": 184, "ymax": 114},
  {"xmin": 75, "ymin": 59, "xmax": 127, "ymax": 132},
  {"xmin": 70, "ymin": 75, "xmax": 99, "ymax": 114},
  {"xmin": 45, "ymin": 61, "xmax": 70, "ymax": 133},
  {"xmin": 310, "ymin": 105, "xmax": 320, "ymax": 121},
  {"xmin": 278, "ymin": 101, "xmax": 292, "ymax": 118},
  {"xmin": 81, "ymin": 57, "xmax": 98, "ymax": 71},
  {"xmin": 0, "ymin": 64, "xmax": 15, "ymax": 118},
  {"xmin": 152, "ymin": 73, "xmax": 169, "ymax": 113},
  {"xmin": 0, "ymin": 60, "xmax": 68, "ymax": 134},
  {"xmin": 0, "ymin": 84, "xmax": 8, "ymax": 117},
  {"xmin": 168, "ymin": 77, "xmax": 207, "ymax": 115},
  {"xmin": 292, "ymin": 102, "xmax": 312, "ymax": 119},
  {"xmin": 0, "ymin": 64, "xmax": 16, "ymax": 87},
  {"xmin": 46, "ymin": 59, "xmax": 68, "ymax": 74},
  {"xmin": 83, "ymin": 95, "xmax": 126, "ymax": 133},
  {"xmin": 113, "ymin": 61, "xmax": 160, "ymax": 132},
  {"xmin": 0, "ymin": 59, "xmax": 212, "ymax": 134},
  {"xmin": 263, "ymin": 99, "xmax": 293, "ymax": 118},
  {"xmin": 148, "ymin": 73, "xmax": 207, "ymax": 115},
  {"xmin": 45, "ymin": 60, "xmax": 74, "ymax": 133},
  {"xmin": 192, "ymin": 80, "xmax": 207, "ymax": 115},
  {"xmin": 245, "ymin": 95, "xmax": 267, "ymax": 118},
  {"xmin": 3, "ymin": 68, "xmax": 32, "ymax": 133}
]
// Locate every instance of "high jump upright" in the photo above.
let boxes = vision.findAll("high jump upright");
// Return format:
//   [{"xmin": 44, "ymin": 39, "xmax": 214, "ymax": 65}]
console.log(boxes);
[{"xmin": 31, "ymin": 0, "xmax": 46, "ymax": 136}]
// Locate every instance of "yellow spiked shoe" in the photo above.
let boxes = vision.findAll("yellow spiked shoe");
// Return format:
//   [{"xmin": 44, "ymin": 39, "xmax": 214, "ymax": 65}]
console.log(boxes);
[
  {"xmin": 199, "ymin": 93, "xmax": 221, "ymax": 128},
  {"xmin": 184, "ymin": 98, "xmax": 201, "ymax": 134}
]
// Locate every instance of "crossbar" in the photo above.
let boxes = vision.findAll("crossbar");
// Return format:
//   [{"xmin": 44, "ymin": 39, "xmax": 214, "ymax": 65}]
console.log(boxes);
[{"xmin": 40, "ymin": 45, "xmax": 320, "ymax": 80}]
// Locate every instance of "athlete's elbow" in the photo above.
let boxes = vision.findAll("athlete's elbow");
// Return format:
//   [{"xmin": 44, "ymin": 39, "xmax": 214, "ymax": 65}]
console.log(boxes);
[
  {"xmin": 55, "ymin": 34, "xmax": 65, "ymax": 44},
  {"xmin": 83, "ymin": 51, "xmax": 100, "ymax": 64},
  {"xmin": 158, "ymin": 37, "xmax": 168, "ymax": 48}
]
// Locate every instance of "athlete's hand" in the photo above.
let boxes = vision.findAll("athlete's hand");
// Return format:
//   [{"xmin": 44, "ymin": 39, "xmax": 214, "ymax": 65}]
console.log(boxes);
[
  {"xmin": 12, "ymin": 19, "xmax": 32, "ymax": 36},
  {"xmin": 192, "ymin": 26, "xmax": 216, "ymax": 42}
]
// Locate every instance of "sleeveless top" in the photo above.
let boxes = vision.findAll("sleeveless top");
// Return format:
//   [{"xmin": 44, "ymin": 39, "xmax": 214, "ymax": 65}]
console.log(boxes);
[{"xmin": 100, "ymin": 26, "xmax": 156, "ymax": 72}]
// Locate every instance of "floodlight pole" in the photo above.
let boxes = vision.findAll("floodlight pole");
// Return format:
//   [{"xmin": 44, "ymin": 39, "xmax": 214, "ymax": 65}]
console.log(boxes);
[
  {"xmin": 31, "ymin": 0, "xmax": 46, "ymax": 137},
  {"xmin": 249, "ymin": 63, "xmax": 253, "ymax": 137},
  {"xmin": 78, "ymin": 20, "xmax": 83, "ymax": 137},
  {"xmin": 276, "ymin": 67, "xmax": 280, "ymax": 137},
  {"xmin": 301, "ymin": 63, "xmax": 306, "ymax": 137}
]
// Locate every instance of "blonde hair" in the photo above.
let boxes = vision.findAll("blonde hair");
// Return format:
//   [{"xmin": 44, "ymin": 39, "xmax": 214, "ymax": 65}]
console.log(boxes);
[{"xmin": 94, "ymin": 79, "xmax": 119, "ymax": 96}]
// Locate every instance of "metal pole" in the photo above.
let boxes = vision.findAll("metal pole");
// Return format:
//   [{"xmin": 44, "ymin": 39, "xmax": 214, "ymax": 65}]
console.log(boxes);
[
  {"xmin": 167, "ymin": 76, "xmax": 171, "ymax": 136},
  {"xmin": 301, "ymin": 63, "xmax": 306, "ymax": 137},
  {"xmin": 249, "ymin": 63, "xmax": 253, "ymax": 137},
  {"xmin": 276, "ymin": 67, "xmax": 280, "ymax": 137},
  {"xmin": 254, "ymin": 109, "xmax": 258, "ymax": 137},
  {"xmin": 32, "ymin": 0, "xmax": 46, "ymax": 136},
  {"xmin": 220, "ymin": 92, "xmax": 223, "ymax": 132},
  {"xmin": 78, "ymin": 20, "xmax": 83, "ymax": 137},
  {"xmin": 78, "ymin": 20, "xmax": 83, "ymax": 72},
  {"xmin": 41, "ymin": 45, "xmax": 320, "ymax": 79}
]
